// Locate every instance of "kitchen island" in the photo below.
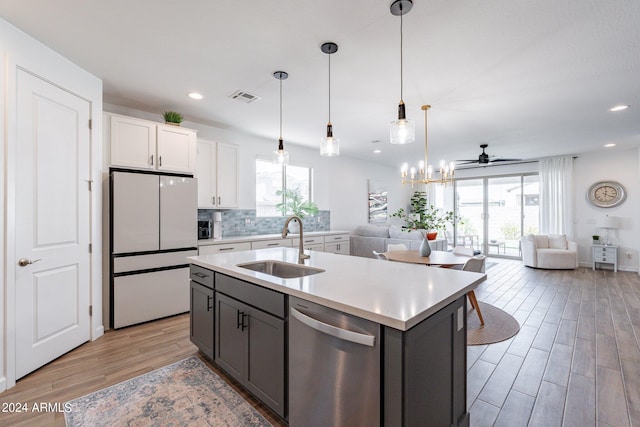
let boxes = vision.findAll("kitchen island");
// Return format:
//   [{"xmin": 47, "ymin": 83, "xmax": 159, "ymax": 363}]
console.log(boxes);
[{"xmin": 188, "ymin": 247, "xmax": 486, "ymax": 427}]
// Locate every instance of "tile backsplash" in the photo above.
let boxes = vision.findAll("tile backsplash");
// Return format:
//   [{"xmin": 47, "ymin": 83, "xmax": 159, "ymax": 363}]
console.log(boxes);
[{"xmin": 198, "ymin": 209, "xmax": 331, "ymax": 237}]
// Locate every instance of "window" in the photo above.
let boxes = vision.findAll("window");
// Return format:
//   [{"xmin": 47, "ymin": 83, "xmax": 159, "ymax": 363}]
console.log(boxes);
[
  {"xmin": 255, "ymin": 159, "xmax": 313, "ymax": 217},
  {"xmin": 450, "ymin": 173, "xmax": 539, "ymax": 258}
]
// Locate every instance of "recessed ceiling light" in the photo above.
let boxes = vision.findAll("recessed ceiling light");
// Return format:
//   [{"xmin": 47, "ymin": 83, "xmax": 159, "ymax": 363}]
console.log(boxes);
[
  {"xmin": 188, "ymin": 92, "xmax": 204, "ymax": 100},
  {"xmin": 373, "ymin": 149, "xmax": 382, "ymax": 154},
  {"xmin": 609, "ymin": 105, "xmax": 629, "ymax": 112},
  {"xmin": 604, "ymin": 143, "xmax": 616, "ymax": 148}
]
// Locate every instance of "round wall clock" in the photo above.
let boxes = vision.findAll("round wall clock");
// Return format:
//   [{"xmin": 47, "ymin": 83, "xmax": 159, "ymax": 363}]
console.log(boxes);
[{"xmin": 587, "ymin": 181, "xmax": 626, "ymax": 208}]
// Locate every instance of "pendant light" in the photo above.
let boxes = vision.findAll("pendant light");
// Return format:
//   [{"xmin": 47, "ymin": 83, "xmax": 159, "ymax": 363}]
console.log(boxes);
[
  {"xmin": 320, "ymin": 42, "xmax": 340, "ymax": 157},
  {"xmin": 389, "ymin": 0, "xmax": 415, "ymax": 145},
  {"xmin": 273, "ymin": 71, "xmax": 290, "ymax": 165}
]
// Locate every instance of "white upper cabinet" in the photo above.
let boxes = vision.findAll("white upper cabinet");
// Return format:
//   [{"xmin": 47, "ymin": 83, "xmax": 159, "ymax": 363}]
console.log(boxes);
[
  {"xmin": 216, "ymin": 142, "xmax": 239, "ymax": 208},
  {"xmin": 157, "ymin": 124, "xmax": 197, "ymax": 173},
  {"xmin": 108, "ymin": 113, "xmax": 197, "ymax": 174},
  {"xmin": 196, "ymin": 139, "xmax": 239, "ymax": 208}
]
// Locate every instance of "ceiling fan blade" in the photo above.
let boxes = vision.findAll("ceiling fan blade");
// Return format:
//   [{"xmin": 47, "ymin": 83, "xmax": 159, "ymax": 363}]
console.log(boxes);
[
  {"xmin": 456, "ymin": 159, "xmax": 480, "ymax": 163},
  {"xmin": 489, "ymin": 158, "xmax": 521, "ymax": 163}
]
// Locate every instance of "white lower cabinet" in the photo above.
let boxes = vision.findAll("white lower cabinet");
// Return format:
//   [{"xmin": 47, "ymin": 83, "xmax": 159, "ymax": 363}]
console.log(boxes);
[
  {"xmin": 324, "ymin": 233, "xmax": 350, "ymax": 255},
  {"xmin": 199, "ymin": 242, "xmax": 251, "ymax": 255},
  {"xmin": 251, "ymin": 239, "xmax": 292, "ymax": 250},
  {"xmin": 300, "ymin": 236, "xmax": 324, "ymax": 252}
]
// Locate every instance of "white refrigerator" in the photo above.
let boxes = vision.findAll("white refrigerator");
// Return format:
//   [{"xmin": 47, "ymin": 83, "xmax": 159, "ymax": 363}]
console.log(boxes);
[{"xmin": 110, "ymin": 170, "xmax": 197, "ymax": 328}]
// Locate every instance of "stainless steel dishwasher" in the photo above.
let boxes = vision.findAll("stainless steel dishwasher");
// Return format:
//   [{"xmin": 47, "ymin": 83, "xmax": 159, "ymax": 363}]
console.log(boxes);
[{"xmin": 288, "ymin": 296, "xmax": 380, "ymax": 427}]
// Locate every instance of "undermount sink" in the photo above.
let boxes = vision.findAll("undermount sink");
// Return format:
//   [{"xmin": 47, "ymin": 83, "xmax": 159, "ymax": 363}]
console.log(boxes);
[{"xmin": 237, "ymin": 260, "xmax": 325, "ymax": 279}]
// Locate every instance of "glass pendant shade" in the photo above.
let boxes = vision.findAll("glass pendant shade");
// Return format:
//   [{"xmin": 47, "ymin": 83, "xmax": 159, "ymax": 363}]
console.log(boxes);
[
  {"xmin": 390, "ymin": 101, "xmax": 415, "ymax": 144},
  {"xmin": 273, "ymin": 71, "xmax": 290, "ymax": 164},
  {"xmin": 320, "ymin": 123, "xmax": 340, "ymax": 157},
  {"xmin": 389, "ymin": 0, "xmax": 415, "ymax": 145},
  {"xmin": 390, "ymin": 117, "xmax": 415, "ymax": 144},
  {"xmin": 272, "ymin": 137, "xmax": 289, "ymax": 165},
  {"xmin": 320, "ymin": 42, "xmax": 340, "ymax": 157}
]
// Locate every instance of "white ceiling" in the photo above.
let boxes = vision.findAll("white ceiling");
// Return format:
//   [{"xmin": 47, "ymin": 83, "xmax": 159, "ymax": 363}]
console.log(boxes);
[{"xmin": 2, "ymin": 0, "xmax": 639, "ymax": 168}]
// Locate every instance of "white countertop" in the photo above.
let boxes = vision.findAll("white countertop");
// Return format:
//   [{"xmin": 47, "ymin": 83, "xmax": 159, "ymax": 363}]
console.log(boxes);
[
  {"xmin": 188, "ymin": 247, "xmax": 486, "ymax": 331},
  {"xmin": 197, "ymin": 230, "xmax": 349, "ymax": 246}
]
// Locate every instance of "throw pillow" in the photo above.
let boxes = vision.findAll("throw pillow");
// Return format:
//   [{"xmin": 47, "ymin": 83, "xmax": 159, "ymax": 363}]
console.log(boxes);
[{"xmin": 548, "ymin": 234, "xmax": 568, "ymax": 249}]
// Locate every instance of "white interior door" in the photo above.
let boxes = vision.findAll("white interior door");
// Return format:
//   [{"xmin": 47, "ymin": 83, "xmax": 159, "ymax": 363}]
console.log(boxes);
[{"xmin": 15, "ymin": 69, "xmax": 91, "ymax": 379}]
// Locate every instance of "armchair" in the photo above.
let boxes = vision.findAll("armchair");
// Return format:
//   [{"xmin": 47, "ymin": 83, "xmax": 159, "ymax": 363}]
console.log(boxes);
[{"xmin": 521, "ymin": 234, "xmax": 578, "ymax": 269}]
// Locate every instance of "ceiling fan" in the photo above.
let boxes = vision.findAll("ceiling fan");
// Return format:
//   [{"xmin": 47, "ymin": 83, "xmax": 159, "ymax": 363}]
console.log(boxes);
[{"xmin": 456, "ymin": 144, "xmax": 521, "ymax": 165}]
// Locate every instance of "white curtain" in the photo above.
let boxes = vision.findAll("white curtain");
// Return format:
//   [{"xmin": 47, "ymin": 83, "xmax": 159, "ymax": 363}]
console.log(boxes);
[{"xmin": 539, "ymin": 156, "xmax": 574, "ymax": 238}]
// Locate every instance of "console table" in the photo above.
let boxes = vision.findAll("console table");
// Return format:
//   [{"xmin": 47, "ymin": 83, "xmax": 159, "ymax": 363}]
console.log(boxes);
[{"xmin": 592, "ymin": 244, "xmax": 617, "ymax": 272}]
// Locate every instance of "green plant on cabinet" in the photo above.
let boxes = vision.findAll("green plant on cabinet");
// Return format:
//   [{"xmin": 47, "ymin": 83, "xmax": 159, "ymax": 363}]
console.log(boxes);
[{"xmin": 163, "ymin": 111, "xmax": 183, "ymax": 124}]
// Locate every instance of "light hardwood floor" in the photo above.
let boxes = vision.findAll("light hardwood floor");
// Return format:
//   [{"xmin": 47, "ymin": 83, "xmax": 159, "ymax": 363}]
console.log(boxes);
[
  {"xmin": 469, "ymin": 259, "xmax": 640, "ymax": 427},
  {"xmin": 1, "ymin": 260, "xmax": 638, "ymax": 426}
]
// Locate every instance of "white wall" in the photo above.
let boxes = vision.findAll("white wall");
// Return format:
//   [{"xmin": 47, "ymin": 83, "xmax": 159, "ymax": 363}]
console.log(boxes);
[
  {"xmin": 103, "ymin": 103, "xmax": 404, "ymax": 231},
  {"xmin": 573, "ymin": 148, "xmax": 639, "ymax": 272},
  {"xmin": 0, "ymin": 17, "xmax": 103, "ymax": 391}
]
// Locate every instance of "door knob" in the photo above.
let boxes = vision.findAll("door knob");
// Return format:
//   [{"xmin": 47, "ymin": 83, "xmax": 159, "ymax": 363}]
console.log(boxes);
[{"xmin": 18, "ymin": 258, "xmax": 41, "ymax": 267}]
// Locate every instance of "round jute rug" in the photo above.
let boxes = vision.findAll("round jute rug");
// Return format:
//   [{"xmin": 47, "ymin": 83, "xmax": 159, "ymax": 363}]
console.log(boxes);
[{"xmin": 467, "ymin": 301, "xmax": 520, "ymax": 346}]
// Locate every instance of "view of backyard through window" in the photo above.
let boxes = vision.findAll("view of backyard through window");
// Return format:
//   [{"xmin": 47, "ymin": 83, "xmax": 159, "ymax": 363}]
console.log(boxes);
[
  {"xmin": 446, "ymin": 174, "xmax": 539, "ymax": 257},
  {"xmin": 256, "ymin": 159, "xmax": 312, "ymax": 217}
]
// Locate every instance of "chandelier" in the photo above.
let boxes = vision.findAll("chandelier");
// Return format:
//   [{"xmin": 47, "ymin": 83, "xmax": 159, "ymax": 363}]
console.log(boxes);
[{"xmin": 401, "ymin": 105, "xmax": 455, "ymax": 186}]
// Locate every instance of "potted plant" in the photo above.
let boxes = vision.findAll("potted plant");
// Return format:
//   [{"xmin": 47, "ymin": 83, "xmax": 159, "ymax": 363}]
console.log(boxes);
[
  {"xmin": 163, "ymin": 111, "xmax": 183, "ymax": 125},
  {"xmin": 391, "ymin": 191, "xmax": 460, "ymax": 240},
  {"xmin": 275, "ymin": 187, "xmax": 318, "ymax": 233},
  {"xmin": 592, "ymin": 235, "xmax": 600, "ymax": 244}
]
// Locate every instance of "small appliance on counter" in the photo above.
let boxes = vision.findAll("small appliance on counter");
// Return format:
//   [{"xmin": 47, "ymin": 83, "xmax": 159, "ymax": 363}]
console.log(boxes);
[
  {"xmin": 213, "ymin": 212, "xmax": 223, "ymax": 239},
  {"xmin": 198, "ymin": 220, "xmax": 212, "ymax": 240}
]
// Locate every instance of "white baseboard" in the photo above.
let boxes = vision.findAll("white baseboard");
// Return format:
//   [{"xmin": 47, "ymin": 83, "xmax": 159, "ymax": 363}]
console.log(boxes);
[{"xmin": 93, "ymin": 325, "xmax": 104, "ymax": 341}]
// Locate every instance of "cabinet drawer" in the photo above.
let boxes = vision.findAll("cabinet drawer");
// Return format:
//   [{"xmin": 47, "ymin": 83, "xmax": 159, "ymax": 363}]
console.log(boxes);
[
  {"xmin": 324, "ymin": 233, "xmax": 350, "ymax": 243},
  {"xmin": 215, "ymin": 273, "xmax": 285, "ymax": 318},
  {"xmin": 597, "ymin": 248, "xmax": 616, "ymax": 256},
  {"xmin": 190, "ymin": 264, "xmax": 214, "ymax": 289},
  {"xmin": 199, "ymin": 242, "xmax": 251, "ymax": 255},
  {"xmin": 301, "ymin": 236, "xmax": 323, "ymax": 245},
  {"xmin": 251, "ymin": 239, "xmax": 292, "ymax": 250}
]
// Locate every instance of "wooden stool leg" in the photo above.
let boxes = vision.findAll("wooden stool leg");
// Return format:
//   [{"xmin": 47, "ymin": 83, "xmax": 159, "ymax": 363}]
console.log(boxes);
[{"xmin": 467, "ymin": 291, "xmax": 484, "ymax": 325}]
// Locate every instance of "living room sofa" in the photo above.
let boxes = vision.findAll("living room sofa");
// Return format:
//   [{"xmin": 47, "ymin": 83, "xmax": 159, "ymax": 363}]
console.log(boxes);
[
  {"xmin": 521, "ymin": 234, "xmax": 578, "ymax": 269},
  {"xmin": 350, "ymin": 225, "xmax": 447, "ymax": 259}
]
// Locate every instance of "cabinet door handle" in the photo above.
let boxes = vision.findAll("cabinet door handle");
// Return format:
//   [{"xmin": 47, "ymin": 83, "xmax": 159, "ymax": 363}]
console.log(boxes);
[
  {"xmin": 193, "ymin": 272, "xmax": 207, "ymax": 279},
  {"xmin": 219, "ymin": 247, "xmax": 233, "ymax": 251},
  {"xmin": 237, "ymin": 310, "xmax": 243, "ymax": 329},
  {"xmin": 207, "ymin": 295, "xmax": 213, "ymax": 311},
  {"xmin": 267, "ymin": 243, "xmax": 279, "ymax": 246},
  {"xmin": 159, "ymin": 155, "xmax": 162, "ymax": 167},
  {"xmin": 150, "ymin": 154, "xmax": 154, "ymax": 166},
  {"xmin": 218, "ymin": 196, "xmax": 221, "ymax": 205},
  {"xmin": 241, "ymin": 313, "xmax": 249, "ymax": 331},
  {"xmin": 212, "ymin": 196, "xmax": 215, "ymax": 205}
]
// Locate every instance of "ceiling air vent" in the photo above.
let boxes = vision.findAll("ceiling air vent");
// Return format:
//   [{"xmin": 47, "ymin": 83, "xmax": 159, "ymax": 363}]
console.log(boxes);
[{"xmin": 229, "ymin": 90, "xmax": 261, "ymax": 103}]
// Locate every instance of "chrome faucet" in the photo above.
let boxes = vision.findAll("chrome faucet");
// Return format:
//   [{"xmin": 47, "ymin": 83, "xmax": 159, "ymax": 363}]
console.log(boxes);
[{"xmin": 282, "ymin": 215, "xmax": 310, "ymax": 264}]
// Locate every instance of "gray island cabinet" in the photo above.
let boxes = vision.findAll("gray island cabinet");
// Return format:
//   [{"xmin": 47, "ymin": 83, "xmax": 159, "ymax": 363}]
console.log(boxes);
[{"xmin": 188, "ymin": 247, "xmax": 485, "ymax": 427}]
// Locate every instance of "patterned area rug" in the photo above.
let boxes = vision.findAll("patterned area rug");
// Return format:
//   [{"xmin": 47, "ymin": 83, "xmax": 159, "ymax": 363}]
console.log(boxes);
[
  {"xmin": 467, "ymin": 301, "xmax": 520, "ymax": 346},
  {"xmin": 65, "ymin": 356, "xmax": 272, "ymax": 427}
]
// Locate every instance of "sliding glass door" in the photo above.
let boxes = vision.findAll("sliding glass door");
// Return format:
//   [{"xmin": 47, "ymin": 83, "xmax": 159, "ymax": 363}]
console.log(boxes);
[{"xmin": 453, "ymin": 174, "xmax": 539, "ymax": 258}]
